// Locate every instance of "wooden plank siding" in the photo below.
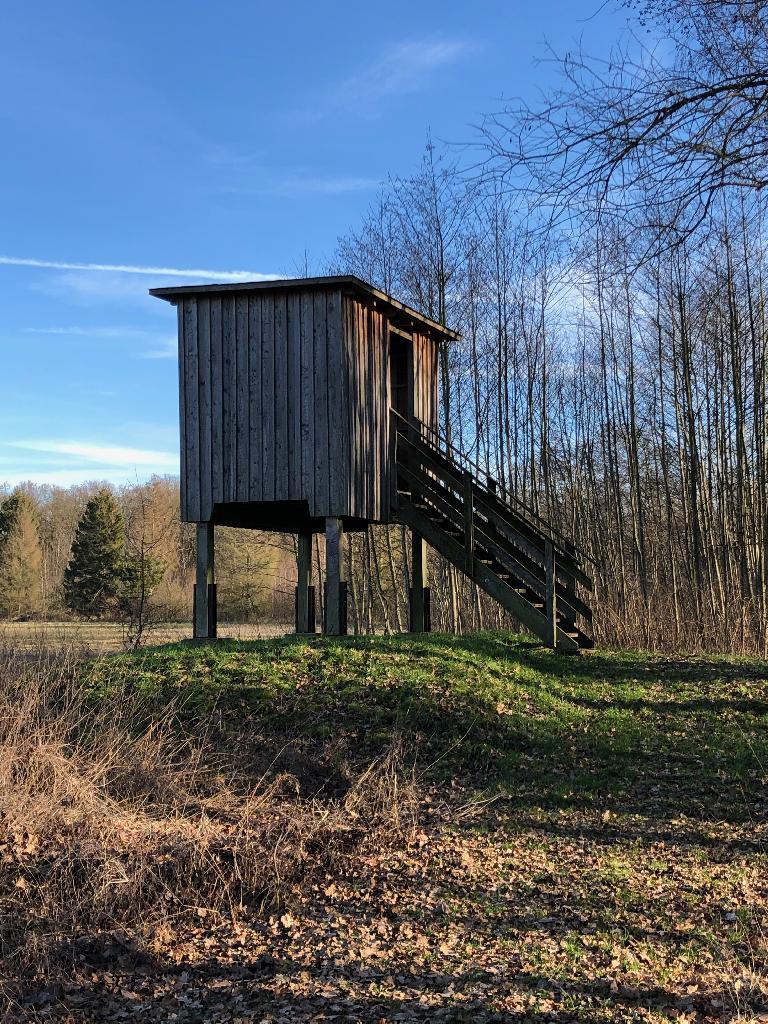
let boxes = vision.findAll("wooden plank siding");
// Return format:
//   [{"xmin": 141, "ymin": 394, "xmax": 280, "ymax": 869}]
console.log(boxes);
[
  {"xmin": 210, "ymin": 296, "xmax": 223, "ymax": 509},
  {"xmin": 179, "ymin": 287, "xmax": 353, "ymax": 523},
  {"xmin": 412, "ymin": 330, "xmax": 439, "ymax": 432},
  {"xmin": 273, "ymin": 293, "xmax": 289, "ymax": 502},
  {"xmin": 197, "ymin": 297, "xmax": 212, "ymax": 522},
  {"xmin": 222, "ymin": 295, "xmax": 237, "ymax": 503},
  {"xmin": 326, "ymin": 288, "xmax": 346, "ymax": 516},
  {"xmin": 180, "ymin": 299, "xmax": 198, "ymax": 521},
  {"xmin": 287, "ymin": 292, "xmax": 302, "ymax": 501},
  {"xmin": 312, "ymin": 291, "xmax": 329, "ymax": 515},
  {"xmin": 235, "ymin": 294, "xmax": 250, "ymax": 503},
  {"xmin": 175, "ymin": 283, "xmax": 441, "ymax": 527},
  {"xmin": 341, "ymin": 296, "xmax": 395, "ymax": 524},
  {"xmin": 260, "ymin": 294, "xmax": 275, "ymax": 504}
]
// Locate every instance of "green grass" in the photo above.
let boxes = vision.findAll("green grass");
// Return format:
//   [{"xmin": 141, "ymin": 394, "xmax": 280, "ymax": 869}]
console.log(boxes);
[
  {"xmin": 87, "ymin": 630, "xmax": 768, "ymax": 826},
  {"xmin": 32, "ymin": 631, "xmax": 768, "ymax": 1020}
]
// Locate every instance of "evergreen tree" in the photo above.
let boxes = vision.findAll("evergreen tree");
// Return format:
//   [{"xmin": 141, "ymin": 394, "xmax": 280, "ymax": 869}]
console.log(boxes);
[
  {"xmin": 0, "ymin": 491, "xmax": 43, "ymax": 619},
  {"xmin": 63, "ymin": 489, "xmax": 124, "ymax": 618}
]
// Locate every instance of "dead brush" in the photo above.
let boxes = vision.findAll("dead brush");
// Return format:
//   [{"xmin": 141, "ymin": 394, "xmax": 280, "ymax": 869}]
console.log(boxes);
[
  {"xmin": 340, "ymin": 733, "xmax": 420, "ymax": 843},
  {"xmin": 0, "ymin": 641, "xmax": 424, "ymax": 1005},
  {"xmin": 717, "ymin": 913, "xmax": 768, "ymax": 1021}
]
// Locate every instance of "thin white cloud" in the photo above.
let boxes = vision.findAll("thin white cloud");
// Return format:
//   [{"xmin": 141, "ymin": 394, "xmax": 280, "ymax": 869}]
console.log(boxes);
[
  {"xmin": 31, "ymin": 271, "xmax": 162, "ymax": 306},
  {"xmin": 9, "ymin": 441, "xmax": 178, "ymax": 469},
  {"xmin": 336, "ymin": 38, "xmax": 473, "ymax": 106},
  {"xmin": 0, "ymin": 256, "xmax": 279, "ymax": 282},
  {"xmin": 0, "ymin": 469, "xmax": 145, "ymax": 487},
  {"xmin": 140, "ymin": 338, "xmax": 177, "ymax": 360},
  {"xmin": 24, "ymin": 326, "xmax": 158, "ymax": 337},
  {"xmin": 217, "ymin": 174, "xmax": 382, "ymax": 198}
]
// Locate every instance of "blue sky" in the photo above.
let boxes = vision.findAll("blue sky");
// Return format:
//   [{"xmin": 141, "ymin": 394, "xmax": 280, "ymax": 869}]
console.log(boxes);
[{"xmin": 0, "ymin": 0, "xmax": 626, "ymax": 488}]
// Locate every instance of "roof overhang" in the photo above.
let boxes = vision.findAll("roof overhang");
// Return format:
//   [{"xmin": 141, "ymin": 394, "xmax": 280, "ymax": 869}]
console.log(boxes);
[{"xmin": 149, "ymin": 274, "xmax": 461, "ymax": 342}]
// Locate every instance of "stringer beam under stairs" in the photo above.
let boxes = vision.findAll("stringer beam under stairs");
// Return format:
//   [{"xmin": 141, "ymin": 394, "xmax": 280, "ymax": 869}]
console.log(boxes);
[{"xmin": 391, "ymin": 412, "xmax": 594, "ymax": 652}]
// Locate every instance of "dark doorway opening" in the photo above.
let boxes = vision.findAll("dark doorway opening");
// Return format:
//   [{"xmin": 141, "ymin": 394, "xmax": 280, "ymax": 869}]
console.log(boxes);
[{"xmin": 389, "ymin": 332, "xmax": 412, "ymax": 420}]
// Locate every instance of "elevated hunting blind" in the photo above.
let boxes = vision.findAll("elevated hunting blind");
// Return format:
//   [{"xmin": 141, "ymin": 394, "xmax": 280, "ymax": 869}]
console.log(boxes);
[{"xmin": 152, "ymin": 275, "xmax": 594, "ymax": 650}]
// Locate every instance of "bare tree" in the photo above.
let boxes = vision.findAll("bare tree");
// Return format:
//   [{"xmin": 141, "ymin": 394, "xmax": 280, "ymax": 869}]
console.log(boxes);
[{"xmin": 481, "ymin": 1, "xmax": 768, "ymax": 255}]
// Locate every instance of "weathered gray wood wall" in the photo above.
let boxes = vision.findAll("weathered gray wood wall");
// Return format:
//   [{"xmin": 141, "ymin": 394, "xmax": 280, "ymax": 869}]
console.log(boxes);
[
  {"xmin": 179, "ymin": 286, "xmax": 347, "ymax": 522},
  {"xmin": 178, "ymin": 285, "xmax": 440, "ymax": 526}
]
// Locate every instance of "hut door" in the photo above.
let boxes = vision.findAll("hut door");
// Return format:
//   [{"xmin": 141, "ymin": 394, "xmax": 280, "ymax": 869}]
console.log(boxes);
[{"xmin": 389, "ymin": 332, "xmax": 413, "ymax": 422}]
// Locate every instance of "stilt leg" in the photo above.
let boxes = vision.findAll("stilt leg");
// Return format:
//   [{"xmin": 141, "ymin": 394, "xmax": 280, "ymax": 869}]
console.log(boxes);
[
  {"xmin": 324, "ymin": 518, "xmax": 347, "ymax": 635},
  {"xmin": 410, "ymin": 530, "xmax": 430, "ymax": 632},
  {"xmin": 194, "ymin": 522, "xmax": 216, "ymax": 640},
  {"xmin": 296, "ymin": 532, "xmax": 314, "ymax": 634}
]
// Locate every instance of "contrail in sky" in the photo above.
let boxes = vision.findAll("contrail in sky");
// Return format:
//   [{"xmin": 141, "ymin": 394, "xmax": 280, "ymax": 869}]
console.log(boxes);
[{"xmin": 0, "ymin": 256, "xmax": 279, "ymax": 282}]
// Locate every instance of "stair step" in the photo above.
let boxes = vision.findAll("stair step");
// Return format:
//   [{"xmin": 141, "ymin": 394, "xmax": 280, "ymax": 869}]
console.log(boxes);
[{"xmin": 396, "ymin": 457, "xmax": 593, "ymax": 651}]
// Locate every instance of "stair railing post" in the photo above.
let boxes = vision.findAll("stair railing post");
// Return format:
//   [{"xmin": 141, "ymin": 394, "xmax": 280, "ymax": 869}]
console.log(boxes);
[
  {"xmin": 463, "ymin": 471, "xmax": 475, "ymax": 576},
  {"xmin": 560, "ymin": 565, "xmax": 578, "ymax": 635},
  {"xmin": 545, "ymin": 540, "xmax": 557, "ymax": 649}
]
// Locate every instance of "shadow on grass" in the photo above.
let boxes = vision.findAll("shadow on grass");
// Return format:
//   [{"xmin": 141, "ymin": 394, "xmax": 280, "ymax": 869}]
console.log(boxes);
[
  {"xmin": 9, "ymin": 633, "xmax": 765, "ymax": 1022},
  {"xmin": 17, "ymin": 933, "xmax": 746, "ymax": 1023},
  {"xmin": 89, "ymin": 631, "xmax": 768, "ymax": 830}
]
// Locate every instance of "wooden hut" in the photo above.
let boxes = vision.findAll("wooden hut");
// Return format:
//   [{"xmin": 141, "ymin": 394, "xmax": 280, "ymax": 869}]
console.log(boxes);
[{"xmin": 152, "ymin": 274, "xmax": 594, "ymax": 650}]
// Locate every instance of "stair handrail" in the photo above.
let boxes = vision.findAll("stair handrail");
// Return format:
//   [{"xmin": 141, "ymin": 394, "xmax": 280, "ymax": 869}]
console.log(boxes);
[{"xmin": 390, "ymin": 408, "xmax": 594, "ymax": 566}]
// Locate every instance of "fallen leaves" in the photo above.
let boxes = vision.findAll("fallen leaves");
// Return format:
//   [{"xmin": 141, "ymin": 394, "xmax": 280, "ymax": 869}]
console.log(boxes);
[
  {"xmin": 9, "ymin": 793, "xmax": 765, "ymax": 1022},
  {"xmin": 4, "ymin": 637, "xmax": 768, "ymax": 1021}
]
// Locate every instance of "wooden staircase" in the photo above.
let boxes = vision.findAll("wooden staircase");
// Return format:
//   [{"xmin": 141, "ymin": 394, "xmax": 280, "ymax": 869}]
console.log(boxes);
[{"xmin": 391, "ymin": 412, "xmax": 594, "ymax": 652}]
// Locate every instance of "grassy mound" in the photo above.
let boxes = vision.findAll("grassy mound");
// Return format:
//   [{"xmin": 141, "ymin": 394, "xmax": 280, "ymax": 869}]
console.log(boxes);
[{"xmin": 2, "ymin": 632, "xmax": 767, "ymax": 1021}]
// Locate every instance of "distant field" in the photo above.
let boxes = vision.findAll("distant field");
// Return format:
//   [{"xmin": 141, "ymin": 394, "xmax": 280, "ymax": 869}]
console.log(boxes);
[{"xmin": 0, "ymin": 619, "xmax": 292, "ymax": 651}]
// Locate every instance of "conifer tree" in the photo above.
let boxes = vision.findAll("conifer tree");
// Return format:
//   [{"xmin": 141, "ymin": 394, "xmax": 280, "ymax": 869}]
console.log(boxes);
[
  {"xmin": 63, "ymin": 489, "xmax": 124, "ymax": 618},
  {"xmin": 0, "ymin": 491, "xmax": 43, "ymax": 618}
]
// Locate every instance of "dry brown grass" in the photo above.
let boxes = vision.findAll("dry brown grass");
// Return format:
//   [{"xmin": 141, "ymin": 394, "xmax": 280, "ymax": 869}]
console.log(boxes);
[
  {"xmin": 0, "ymin": 640, "xmax": 418, "ymax": 1011},
  {"xmin": 0, "ymin": 620, "xmax": 291, "ymax": 654}
]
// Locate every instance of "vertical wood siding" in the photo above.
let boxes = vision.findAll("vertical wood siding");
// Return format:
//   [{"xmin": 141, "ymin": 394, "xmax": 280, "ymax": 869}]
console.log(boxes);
[
  {"xmin": 179, "ymin": 287, "xmax": 349, "ymax": 522},
  {"xmin": 412, "ymin": 330, "xmax": 439, "ymax": 432},
  {"xmin": 342, "ymin": 296, "xmax": 390, "ymax": 522},
  {"xmin": 177, "ymin": 287, "xmax": 439, "ymax": 526}
]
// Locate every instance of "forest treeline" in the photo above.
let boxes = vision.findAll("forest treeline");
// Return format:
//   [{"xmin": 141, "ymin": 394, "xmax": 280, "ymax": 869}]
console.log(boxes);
[
  {"xmin": 332, "ymin": 0, "xmax": 768, "ymax": 655},
  {"xmin": 332, "ymin": 162, "xmax": 767, "ymax": 654},
  {"xmin": 0, "ymin": 477, "xmax": 480, "ymax": 643},
  {"xmin": 0, "ymin": 479, "xmax": 293, "ymax": 637}
]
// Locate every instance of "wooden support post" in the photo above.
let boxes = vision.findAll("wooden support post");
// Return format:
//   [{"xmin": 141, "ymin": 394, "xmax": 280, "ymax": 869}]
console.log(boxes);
[
  {"xmin": 410, "ymin": 530, "xmax": 429, "ymax": 632},
  {"xmin": 324, "ymin": 518, "xmax": 347, "ymax": 635},
  {"xmin": 545, "ymin": 540, "xmax": 557, "ymax": 649},
  {"xmin": 194, "ymin": 522, "xmax": 216, "ymax": 640},
  {"xmin": 463, "ymin": 471, "xmax": 475, "ymax": 576},
  {"xmin": 295, "ymin": 532, "xmax": 314, "ymax": 634}
]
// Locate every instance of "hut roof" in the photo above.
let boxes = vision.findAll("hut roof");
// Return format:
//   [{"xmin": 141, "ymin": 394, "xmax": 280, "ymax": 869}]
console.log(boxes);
[{"xmin": 149, "ymin": 274, "xmax": 460, "ymax": 342}]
